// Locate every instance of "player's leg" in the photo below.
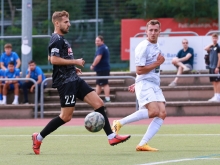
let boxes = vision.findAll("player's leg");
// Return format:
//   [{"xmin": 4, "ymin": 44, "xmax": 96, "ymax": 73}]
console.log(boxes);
[
  {"xmin": 102, "ymin": 71, "xmax": 111, "ymax": 102},
  {"xmin": 95, "ymin": 84, "xmax": 102, "ymax": 95},
  {"xmin": 137, "ymin": 87, "xmax": 166, "ymax": 151},
  {"xmin": 79, "ymin": 79, "xmax": 130, "ymax": 145},
  {"xmin": 12, "ymin": 82, "xmax": 19, "ymax": 104},
  {"xmin": 32, "ymin": 82, "xmax": 75, "ymax": 154},
  {"xmin": 95, "ymin": 71, "xmax": 102, "ymax": 95},
  {"xmin": 0, "ymin": 82, "xmax": 3, "ymax": 103},
  {"xmin": 2, "ymin": 83, "xmax": 9, "ymax": 104},
  {"xmin": 22, "ymin": 81, "xmax": 33, "ymax": 103},
  {"xmin": 112, "ymin": 82, "xmax": 152, "ymax": 134}
]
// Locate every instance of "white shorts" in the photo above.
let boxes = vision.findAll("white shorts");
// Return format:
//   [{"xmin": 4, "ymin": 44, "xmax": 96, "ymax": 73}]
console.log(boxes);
[{"xmin": 135, "ymin": 80, "xmax": 166, "ymax": 109}]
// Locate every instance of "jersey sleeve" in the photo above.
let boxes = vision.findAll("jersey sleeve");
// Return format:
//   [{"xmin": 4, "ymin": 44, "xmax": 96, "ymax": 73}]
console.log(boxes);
[
  {"xmin": 176, "ymin": 50, "xmax": 181, "ymax": 58},
  {"xmin": 96, "ymin": 47, "xmax": 104, "ymax": 56},
  {"xmin": 15, "ymin": 70, "xmax": 20, "ymax": 77},
  {"xmin": 217, "ymin": 46, "xmax": 220, "ymax": 53},
  {"xmin": 35, "ymin": 67, "xmax": 42, "ymax": 76},
  {"xmin": 135, "ymin": 43, "xmax": 148, "ymax": 66},
  {"xmin": 189, "ymin": 48, "xmax": 194, "ymax": 56},
  {"xmin": 50, "ymin": 39, "xmax": 63, "ymax": 57},
  {"xmin": 13, "ymin": 52, "xmax": 19, "ymax": 60}
]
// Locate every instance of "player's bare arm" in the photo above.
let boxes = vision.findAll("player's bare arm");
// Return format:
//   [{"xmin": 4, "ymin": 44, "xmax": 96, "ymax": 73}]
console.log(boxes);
[
  {"xmin": 90, "ymin": 55, "xmax": 102, "ymax": 70},
  {"xmin": 178, "ymin": 53, "xmax": 192, "ymax": 62},
  {"xmin": 136, "ymin": 54, "xmax": 165, "ymax": 75},
  {"xmin": 50, "ymin": 56, "xmax": 85, "ymax": 67},
  {"xmin": 204, "ymin": 44, "xmax": 213, "ymax": 51},
  {"xmin": 215, "ymin": 53, "xmax": 220, "ymax": 74}
]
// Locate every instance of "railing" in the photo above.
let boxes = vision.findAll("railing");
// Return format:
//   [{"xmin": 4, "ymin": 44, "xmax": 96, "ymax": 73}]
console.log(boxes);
[
  {"xmin": 134, "ymin": 31, "xmax": 199, "ymax": 37},
  {"xmin": 40, "ymin": 76, "xmax": 136, "ymax": 118},
  {"xmin": 205, "ymin": 31, "xmax": 220, "ymax": 36},
  {"xmin": 40, "ymin": 73, "xmax": 220, "ymax": 118},
  {"xmin": 0, "ymin": 78, "xmax": 38, "ymax": 118}
]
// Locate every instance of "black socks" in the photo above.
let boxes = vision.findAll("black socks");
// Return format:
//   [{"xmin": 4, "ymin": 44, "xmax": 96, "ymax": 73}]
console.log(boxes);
[
  {"xmin": 95, "ymin": 106, "xmax": 113, "ymax": 136},
  {"xmin": 40, "ymin": 116, "xmax": 65, "ymax": 138}
]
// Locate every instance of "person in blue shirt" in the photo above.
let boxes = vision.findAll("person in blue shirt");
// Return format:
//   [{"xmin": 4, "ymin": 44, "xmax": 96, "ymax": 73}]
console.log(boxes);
[
  {"xmin": 168, "ymin": 39, "xmax": 194, "ymax": 87},
  {"xmin": 90, "ymin": 35, "xmax": 111, "ymax": 102},
  {"xmin": 1, "ymin": 43, "xmax": 21, "ymax": 71},
  {"xmin": 22, "ymin": 60, "xmax": 46, "ymax": 104},
  {"xmin": 0, "ymin": 69, "xmax": 5, "ymax": 103},
  {"xmin": 2, "ymin": 61, "xmax": 20, "ymax": 105}
]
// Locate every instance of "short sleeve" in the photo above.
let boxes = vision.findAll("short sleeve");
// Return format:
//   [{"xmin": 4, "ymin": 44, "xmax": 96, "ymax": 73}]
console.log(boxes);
[
  {"xmin": 135, "ymin": 44, "xmax": 148, "ymax": 66},
  {"xmin": 16, "ymin": 70, "xmax": 20, "ymax": 77},
  {"xmin": 177, "ymin": 50, "xmax": 181, "ymax": 58},
  {"xmin": 35, "ymin": 67, "xmax": 42, "ymax": 76},
  {"xmin": 217, "ymin": 46, "xmax": 220, "ymax": 53},
  {"xmin": 96, "ymin": 47, "xmax": 104, "ymax": 56},
  {"xmin": 50, "ymin": 39, "xmax": 63, "ymax": 57},
  {"xmin": 189, "ymin": 48, "xmax": 194, "ymax": 56},
  {"xmin": 0, "ymin": 54, "xmax": 4, "ymax": 63},
  {"xmin": 13, "ymin": 52, "xmax": 19, "ymax": 60}
]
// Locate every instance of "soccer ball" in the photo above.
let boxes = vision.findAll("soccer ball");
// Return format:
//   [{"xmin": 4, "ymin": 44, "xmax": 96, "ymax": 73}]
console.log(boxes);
[{"xmin": 84, "ymin": 112, "xmax": 105, "ymax": 132}]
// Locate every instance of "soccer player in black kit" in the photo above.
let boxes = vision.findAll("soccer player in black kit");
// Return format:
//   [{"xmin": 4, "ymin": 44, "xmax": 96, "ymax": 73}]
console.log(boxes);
[{"xmin": 32, "ymin": 11, "xmax": 130, "ymax": 155}]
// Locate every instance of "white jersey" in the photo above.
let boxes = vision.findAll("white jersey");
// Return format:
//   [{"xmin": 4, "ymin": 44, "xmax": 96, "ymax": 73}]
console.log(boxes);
[{"xmin": 135, "ymin": 39, "xmax": 162, "ymax": 86}]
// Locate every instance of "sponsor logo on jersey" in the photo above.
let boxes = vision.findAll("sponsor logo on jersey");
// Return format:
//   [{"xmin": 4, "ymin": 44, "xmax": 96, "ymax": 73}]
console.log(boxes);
[{"xmin": 51, "ymin": 48, "xmax": 59, "ymax": 53}]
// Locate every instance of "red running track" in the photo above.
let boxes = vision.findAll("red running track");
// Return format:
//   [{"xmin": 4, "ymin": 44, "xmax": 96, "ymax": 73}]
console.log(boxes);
[{"xmin": 0, "ymin": 116, "xmax": 220, "ymax": 127}]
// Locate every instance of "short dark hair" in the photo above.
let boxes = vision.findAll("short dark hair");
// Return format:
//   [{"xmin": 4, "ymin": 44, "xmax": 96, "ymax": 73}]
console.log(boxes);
[
  {"xmin": 8, "ymin": 61, "xmax": 14, "ymax": 66},
  {"xmin": 4, "ymin": 43, "xmax": 12, "ymax": 49},
  {"xmin": 146, "ymin": 20, "xmax": 161, "ymax": 29},
  {"xmin": 97, "ymin": 35, "xmax": 104, "ymax": 41},
  {"xmin": 28, "ymin": 60, "xmax": 36, "ymax": 65},
  {"xmin": 212, "ymin": 33, "xmax": 218, "ymax": 38}
]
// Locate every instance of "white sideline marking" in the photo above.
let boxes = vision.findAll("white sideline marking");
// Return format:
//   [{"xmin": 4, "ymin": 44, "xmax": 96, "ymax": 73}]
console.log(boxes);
[
  {"xmin": 139, "ymin": 158, "xmax": 220, "ymax": 165},
  {"xmin": 0, "ymin": 134, "xmax": 220, "ymax": 137}
]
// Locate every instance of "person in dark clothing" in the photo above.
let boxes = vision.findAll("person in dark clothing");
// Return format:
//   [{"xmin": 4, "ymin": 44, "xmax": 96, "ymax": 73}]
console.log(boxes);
[
  {"xmin": 168, "ymin": 39, "xmax": 194, "ymax": 87},
  {"xmin": 31, "ymin": 10, "xmax": 130, "ymax": 155},
  {"xmin": 204, "ymin": 33, "xmax": 220, "ymax": 102},
  {"xmin": 90, "ymin": 36, "xmax": 111, "ymax": 102}
]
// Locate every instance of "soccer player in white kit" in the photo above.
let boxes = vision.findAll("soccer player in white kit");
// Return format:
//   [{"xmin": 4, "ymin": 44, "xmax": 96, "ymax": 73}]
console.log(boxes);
[{"xmin": 112, "ymin": 20, "xmax": 166, "ymax": 151}]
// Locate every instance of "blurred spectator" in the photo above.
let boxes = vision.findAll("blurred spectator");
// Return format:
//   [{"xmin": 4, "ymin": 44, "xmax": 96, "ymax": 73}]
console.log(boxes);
[
  {"xmin": 0, "ymin": 69, "xmax": 4, "ymax": 104},
  {"xmin": 22, "ymin": 60, "xmax": 46, "ymax": 104},
  {"xmin": 168, "ymin": 39, "xmax": 194, "ymax": 87},
  {"xmin": 90, "ymin": 35, "xmax": 111, "ymax": 102},
  {"xmin": 1, "ymin": 43, "xmax": 21, "ymax": 71},
  {"xmin": 2, "ymin": 61, "xmax": 20, "ymax": 105},
  {"xmin": 204, "ymin": 33, "xmax": 220, "ymax": 102}
]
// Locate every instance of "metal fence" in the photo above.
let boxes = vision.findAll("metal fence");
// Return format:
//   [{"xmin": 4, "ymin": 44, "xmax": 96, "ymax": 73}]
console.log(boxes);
[
  {"xmin": 38, "ymin": 73, "xmax": 220, "ymax": 118},
  {"xmin": 0, "ymin": 77, "xmax": 38, "ymax": 118},
  {"xmin": 40, "ymin": 76, "xmax": 136, "ymax": 118}
]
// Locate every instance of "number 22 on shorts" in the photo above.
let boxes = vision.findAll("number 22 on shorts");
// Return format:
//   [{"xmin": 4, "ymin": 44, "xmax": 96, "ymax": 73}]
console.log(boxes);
[{"xmin": 65, "ymin": 95, "xmax": 75, "ymax": 105}]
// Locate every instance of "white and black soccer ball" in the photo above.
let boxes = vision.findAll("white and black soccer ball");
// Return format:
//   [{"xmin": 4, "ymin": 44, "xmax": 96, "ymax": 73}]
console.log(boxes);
[{"xmin": 84, "ymin": 112, "xmax": 105, "ymax": 132}]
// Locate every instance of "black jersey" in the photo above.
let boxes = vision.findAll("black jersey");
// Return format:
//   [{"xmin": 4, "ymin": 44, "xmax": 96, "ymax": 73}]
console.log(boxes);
[{"xmin": 48, "ymin": 33, "xmax": 78, "ymax": 88}]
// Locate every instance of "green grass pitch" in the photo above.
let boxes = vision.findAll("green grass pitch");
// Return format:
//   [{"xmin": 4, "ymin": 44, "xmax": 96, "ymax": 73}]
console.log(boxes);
[{"xmin": 0, "ymin": 124, "xmax": 220, "ymax": 165}]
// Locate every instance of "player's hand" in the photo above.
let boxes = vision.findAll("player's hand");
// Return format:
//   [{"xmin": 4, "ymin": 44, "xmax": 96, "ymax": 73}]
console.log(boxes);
[
  {"xmin": 75, "ymin": 58, "xmax": 85, "ymax": 67},
  {"xmin": 90, "ymin": 65, "xmax": 94, "ymax": 70},
  {"xmin": 30, "ymin": 85, "xmax": 35, "ymax": 93},
  {"xmin": 75, "ymin": 67, "xmax": 82, "ymax": 75},
  {"xmin": 215, "ymin": 68, "xmax": 219, "ymax": 74},
  {"xmin": 156, "ymin": 54, "xmax": 165, "ymax": 65},
  {"xmin": 128, "ymin": 84, "xmax": 135, "ymax": 93}
]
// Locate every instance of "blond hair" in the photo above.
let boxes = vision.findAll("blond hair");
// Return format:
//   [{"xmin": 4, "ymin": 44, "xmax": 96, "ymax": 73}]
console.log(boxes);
[{"xmin": 146, "ymin": 20, "xmax": 161, "ymax": 29}]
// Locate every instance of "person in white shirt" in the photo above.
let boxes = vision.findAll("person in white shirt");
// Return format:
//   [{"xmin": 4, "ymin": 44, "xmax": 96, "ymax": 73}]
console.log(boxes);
[{"xmin": 112, "ymin": 20, "xmax": 166, "ymax": 151}]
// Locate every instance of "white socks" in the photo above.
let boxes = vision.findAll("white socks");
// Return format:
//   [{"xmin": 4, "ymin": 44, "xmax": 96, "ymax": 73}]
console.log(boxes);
[
  {"xmin": 3, "ymin": 95, "xmax": 6, "ymax": 102},
  {"xmin": 107, "ymin": 132, "xmax": 116, "ymax": 139},
  {"xmin": 139, "ymin": 117, "xmax": 163, "ymax": 146},
  {"xmin": 119, "ymin": 109, "xmax": 149, "ymax": 125},
  {"xmin": 37, "ymin": 133, "xmax": 44, "ymax": 141}
]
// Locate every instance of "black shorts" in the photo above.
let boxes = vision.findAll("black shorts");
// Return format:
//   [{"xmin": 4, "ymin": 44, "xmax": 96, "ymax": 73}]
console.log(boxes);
[
  {"xmin": 209, "ymin": 68, "xmax": 220, "ymax": 82},
  {"xmin": 57, "ymin": 78, "xmax": 94, "ymax": 107},
  {"xmin": 96, "ymin": 70, "xmax": 110, "ymax": 86}
]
